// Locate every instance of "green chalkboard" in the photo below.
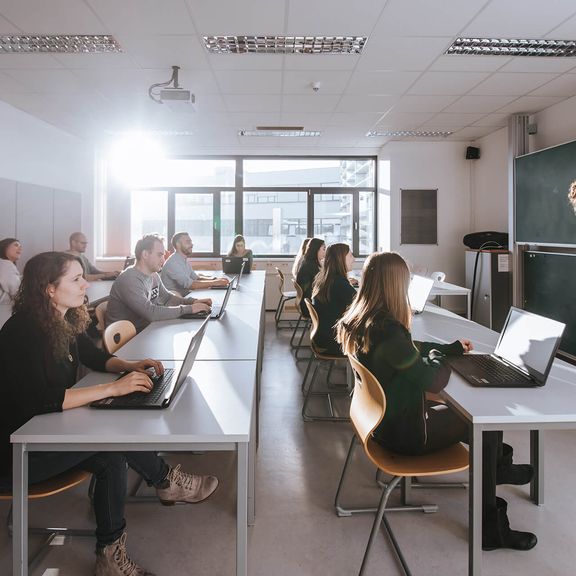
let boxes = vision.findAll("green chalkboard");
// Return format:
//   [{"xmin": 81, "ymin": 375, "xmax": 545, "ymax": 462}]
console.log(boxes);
[
  {"xmin": 515, "ymin": 139, "xmax": 576, "ymax": 245},
  {"xmin": 523, "ymin": 251, "xmax": 576, "ymax": 359}
]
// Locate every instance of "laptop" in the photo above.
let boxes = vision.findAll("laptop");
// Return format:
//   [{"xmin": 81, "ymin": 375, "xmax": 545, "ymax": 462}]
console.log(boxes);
[
  {"xmin": 213, "ymin": 260, "xmax": 246, "ymax": 290},
  {"xmin": 408, "ymin": 275, "xmax": 435, "ymax": 314},
  {"xmin": 446, "ymin": 307, "xmax": 565, "ymax": 388},
  {"xmin": 182, "ymin": 276, "xmax": 236, "ymax": 320},
  {"xmin": 91, "ymin": 317, "xmax": 209, "ymax": 409},
  {"xmin": 222, "ymin": 255, "xmax": 251, "ymax": 275}
]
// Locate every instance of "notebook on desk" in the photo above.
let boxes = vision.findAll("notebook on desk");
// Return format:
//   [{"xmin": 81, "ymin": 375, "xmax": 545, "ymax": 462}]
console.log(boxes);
[
  {"xmin": 182, "ymin": 276, "xmax": 236, "ymax": 320},
  {"xmin": 446, "ymin": 307, "xmax": 565, "ymax": 388},
  {"xmin": 91, "ymin": 317, "xmax": 209, "ymax": 409},
  {"xmin": 408, "ymin": 275, "xmax": 434, "ymax": 314}
]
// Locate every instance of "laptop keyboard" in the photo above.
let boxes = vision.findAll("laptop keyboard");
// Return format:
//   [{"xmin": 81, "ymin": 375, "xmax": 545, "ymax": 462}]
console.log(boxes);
[
  {"xmin": 117, "ymin": 368, "xmax": 175, "ymax": 406},
  {"xmin": 465, "ymin": 355, "xmax": 526, "ymax": 383}
]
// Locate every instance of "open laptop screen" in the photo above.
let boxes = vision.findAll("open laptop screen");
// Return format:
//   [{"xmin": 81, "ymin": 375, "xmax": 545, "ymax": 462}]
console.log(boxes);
[
  {"xmin": 494, "ymin": 307, "xmax": 565, "ymax": 382},
  {"xmin": 408, "ymin": 275, "xmax": 434, "ymax": 313}
]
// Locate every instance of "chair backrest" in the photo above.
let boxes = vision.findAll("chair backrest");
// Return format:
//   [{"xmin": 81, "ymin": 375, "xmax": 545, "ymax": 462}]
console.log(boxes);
[
  {"xmin": 304, "ymin": 298, "xmax": 320, "ymax": 342},
  {"xmin": 347, "ymin": 355, "xmax": 387, "ymax": 448},
  {"xmin": 275, "ymin": 267, "xmax": 285, "ymax": 296},
  {"xmin": 292, "ymin": 278, "xmax": 304, "ymax": 307},
  {"xmin": 103, "ymin": 320, "xmax": 136, "ymax": 353},
  {"xmin": 94, "ymin": 300, "xmax": 108, "ymax": 333},
  {"xmin": 0, "ymin": 469, "xmax": 90, "ymax": 501},
  {"xmin": 123, "ymin": 256, "xmax": 135, "ymax": 269}
]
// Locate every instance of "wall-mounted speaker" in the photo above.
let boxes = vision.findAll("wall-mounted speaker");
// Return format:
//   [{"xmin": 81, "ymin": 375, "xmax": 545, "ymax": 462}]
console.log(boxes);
[{"xmin": 466, "ymin": 146, "xmax": 480, "ymax": 160}]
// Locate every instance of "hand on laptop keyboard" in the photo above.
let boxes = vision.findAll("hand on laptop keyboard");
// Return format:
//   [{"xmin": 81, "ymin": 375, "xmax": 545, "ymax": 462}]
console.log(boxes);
[{"xmin": 113, "ymin": 372, "xmax": 154, "ymax": 396}]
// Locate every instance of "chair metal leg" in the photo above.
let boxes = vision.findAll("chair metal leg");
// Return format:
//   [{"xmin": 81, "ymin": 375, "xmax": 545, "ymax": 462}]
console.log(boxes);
[
  {"xmin": 290, "ymin": 316, "xmax": 304, "ymax": 348},
  {"xmin": 302, "ymin": 359, "xmax": 350, "ymax": 422},
  {"xmin": 294, "ymin": 322, "xmax": 312, "ymax": 360},
  {"xmin": 276, "ymin": 297, "xmax": 297, "ymax": 329},
  {"xmin": 301, "ymin": 354, "xmax": 315, "ymax": 394}
]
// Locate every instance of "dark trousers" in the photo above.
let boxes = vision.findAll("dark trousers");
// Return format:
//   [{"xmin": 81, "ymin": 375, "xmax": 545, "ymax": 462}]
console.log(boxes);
[
  {"xmin": 28, "ymin": 451, "xmax": 169, "ymax": 546},
  {"xmin": 422, "ymin": 403, "xmax": 501, "ymax": 517}
]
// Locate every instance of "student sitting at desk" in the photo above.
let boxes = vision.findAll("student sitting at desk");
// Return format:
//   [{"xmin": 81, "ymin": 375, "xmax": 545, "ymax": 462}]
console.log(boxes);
[
  {"xmin": 311, "ymin": 243, "xmax": 356, "ymax": 356},
  {"xmin": 161, "ymin": 232, "xmax": 228, "ymax": 293},
  {"xmin": 228, "ymin": 234, "xmax": 253, "ymax": 268},
  {"xmin": 295, "ymin": 237, "xmax": 325, "ymax": 316},
  {"xmin": 67, "ymin": 231, "xmax": 120, "ymax": 281},
  {"xmin": 0, "ymin": 237, "xmax": 22, "ymax": 304},
  {"xmin": 107, "ymin": 234, "xmax": 212, "ymax": 332},
  {"xmin": 0, "ymin": 252, "xmax": 219, "ymax": 576},
  {"xmin": 291, "ymin": 237, "xmax": 311, "ymax": 279},
  {"xmin": 336, "ymin": 252, "xmax": 537, "ymax": 552}
]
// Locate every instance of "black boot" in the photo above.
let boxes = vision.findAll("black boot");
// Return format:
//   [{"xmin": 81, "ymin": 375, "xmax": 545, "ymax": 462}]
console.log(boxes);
[
  {"xmin": 482, "ymin": 497, "xmax": 537, "ymax": 551},
  {"xmin": 496, "ymin": 444, "xmax": 534, "ymax": 486}
]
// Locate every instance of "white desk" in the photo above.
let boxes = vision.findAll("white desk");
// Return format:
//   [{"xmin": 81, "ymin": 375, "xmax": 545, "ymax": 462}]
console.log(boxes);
[
  {"xmin": 11, "ymin": 360, "xmax": 256, "ymax": 576},
  {"xmin": 86, "ymin": 280, "xmax": 114, "ymax": 305},
  {"xmin": 430, "ymin": 279, "xmax": 471, "ymax": 319},
  {"xmin": 412, "ymin": 306, "xmax": 576, "ymax": 576}
]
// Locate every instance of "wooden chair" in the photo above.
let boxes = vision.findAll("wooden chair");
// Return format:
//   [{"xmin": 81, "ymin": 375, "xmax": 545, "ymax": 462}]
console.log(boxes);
[
  {"xmin": 94, "ymin": 300, "xmax": 108, "ymax": 333},
  {"xmin": 301, "ymin": 299, "xmax": 350, "ymax": 422},
  {"xmin": 0, "ymin": 469, "xmax": 93, "ymax": 568},
  {"xmin": 103, "ymin": 320, "xmax": 136, "ymax": 353},
  {"xmin": 274, "ymin": 267, "xmax": 297, "ymax": 329},
  {"xmin": 289, "ymin": 280, "xmax": 311, "ymax": 359},
  {"xmin": 334, "ymin": 355, "xmax": 469, "ymax": 576}
]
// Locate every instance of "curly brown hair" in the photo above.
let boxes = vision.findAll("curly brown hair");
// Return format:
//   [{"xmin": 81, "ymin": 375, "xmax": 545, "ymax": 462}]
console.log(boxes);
[
  {"xmin": 569, "ymin": 181, "xmax": 576, "ymax": 214},
  {"xmin": 13, "ymin": 252, "xmax": 90, "ymax": 360}
]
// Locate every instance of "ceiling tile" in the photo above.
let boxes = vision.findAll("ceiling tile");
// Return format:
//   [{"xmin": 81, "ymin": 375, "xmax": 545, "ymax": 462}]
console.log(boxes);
[
  {"xmin": 0, "ymin": 0, "xmax": 108, "ymax": 34},
  {"xmin": 443, "ymin": 95, "xmax": 517, "ymax": 114},
  {"xmin": 530, "ymin": 74, "xmax": 576, "ymax": 97},
  {"xmin": 87, "ymin": 0, "xmax": 195, "ymax": 35},
  {"xmin": 498, "ymin": 58, "xmax": 576, "ymax": 74},
  {"xmin": 214, "ymin": 70, "xmax": 282, "ymax": 94},
  {"xmin": 373, "ymin": 0, "xmax": 487, "ymax": 37},
  {"xmin": 408, "ymin": 71, "xmax": 489, "ymax": 95},
  {"xmin": 0, "ymin": 54, "xmax": 63, "ymax": 69},
  {"xmin": 472, "ymin": 73, "xmax": 559, "ymax": 96},
  {"xmin": 119, "ymin": 35, "xmax": 209, "ymax": 69},
  {"xmin": 282, "ymin": 94, "xmax": 340, "ymax": 113},
  {"xmin": 52, "ymin": 52, "xmax": 139, "ymax": 70},
  {"xmin": 373, "ymin": 111, "xmax": 436, "ymax": 129},
  {"xmin": 546, "ymin": 12, "xmax": 576, "ymax": 37},
  {"xmin": 346, "ymin": 70, "xmax": 420, "ymax": 95},
  {"xmin": 422, "ymin": 112, "xmax": 485, "ymax": 127},
  {"xmin": 0, "ymin": 70, "xmax": 33, "ymax": 93},
  {"xmin": 284, "ymin": 54, "xmax": 360, "ymax": 71},
  {"xmin": 279, "ymin": 112, "xmax": 334, "ymax": 126},
  {"xmin": 430, "ymin": 55, "xmax": 511, "ymax": 73},
  {"xmin": 447, "ymin": 126, "xmax": 500, "ymax": 140},
  {"xmin": 335, "ymin": 94, "xmax": 398, "ymax": 113},
  {"xmin": 5, "ymin": 68, "xmax": 88, "ymax": 93},
  {"xmin": 223, "ymin": 94, "xmax": 282, "ymax": 112},
  {"xmin": 286, "ymin": 0, "xmax": 387, "ymax": 35},
  {"xmin": 0, "ymin": 13, "xmax": 21, "ymax": 33},
  {"xmin": 496, "ymin": 95, "xmax": 565, "ymax": 114},
  {"xmin": 226, "ymin": 112, "xmax": 282, "ymax": 127},
  {"xmin": 283, "ymin": 70, "xmax": 352, "ymax": 94},
  {"xmin": 329, "ymin": 112, "xmax": 383, "ymax": 128},
  {"xmin": 357, "ymin": 37, "xmax": 453, "ymax": 72},
  {"xmin": 461, "ymin": 0, "xmax": 576, "ymax": 37},
  {"xmin": 472, "ymin": 113, "xmax": 509, "ymax": 127},
  {"xmin": 208, "ymin": 54, "xmax": 283, "ymax": 71}
]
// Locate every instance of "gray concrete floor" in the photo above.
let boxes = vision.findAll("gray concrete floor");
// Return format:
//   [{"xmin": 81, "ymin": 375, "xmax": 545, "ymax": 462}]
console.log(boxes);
[{"xmin": 1, "ymin": 312, "xmax": 576, "ymax": 575}]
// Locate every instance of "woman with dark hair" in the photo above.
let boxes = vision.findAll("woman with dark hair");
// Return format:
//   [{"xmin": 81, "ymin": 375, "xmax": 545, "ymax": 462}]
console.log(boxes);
[
  {"xmin": 0, "ymin": 237, "xmax": 22, "ymax": 304},
  {"xmin": 228, "ymin": 234, "xmax": 253, "ymax": 269},
  {"xmin": 336, "ymin": 252, "xmax": 536, "ymax": 552},
  {"xmin": 292, "ymin": 237, "xmax": 311, "ymax": 278},
  {"xmin": 0, "ymin": 252, "xmax": 219, "ymax": 576},
  {"xmin": 295, "ymin": 238, "xmax": 326, "ymax": 316},
  {"xmin": 311, "ymin": 243, "xmax": 356, "ymax": 355}
]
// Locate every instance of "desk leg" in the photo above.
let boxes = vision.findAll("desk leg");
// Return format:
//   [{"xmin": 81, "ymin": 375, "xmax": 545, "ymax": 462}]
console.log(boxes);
[
  {"xmin": 469, "ymin": 426, "xmax": 482, "ymax": 576},
  {"xmin": 467, "ymin": 293, "xmax": 471, "ymax": 320},
  {"xmin": 530, "ymin": 430, "xmax": 544, "ymax": 505},
  {"xmin": 237, "ymin": 443, "xmax": 248, "ymax": 576},
  {"xmin": 248, "ymin": 395, "xmax": 256, "ymax": 525},
  {"xmin": 13, "ymin": 443, "xmax": 28, "ymax": 576}
]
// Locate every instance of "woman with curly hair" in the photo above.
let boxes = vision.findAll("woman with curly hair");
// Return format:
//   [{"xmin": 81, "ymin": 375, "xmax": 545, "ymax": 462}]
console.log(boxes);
[
  {"xmin": 0, "ymin": 252, "xmax": 219, "ymax": 576},
  {"xmin": 336, "ymin": 252, "xmax": 537, "ymax": 552},
  {"xmin": 569, "ymin": 180, "xmax": 576, "ymax": 214},
  {"xmin": 311, "ymin": 243, "xmax": 356, "ymax": 355}
]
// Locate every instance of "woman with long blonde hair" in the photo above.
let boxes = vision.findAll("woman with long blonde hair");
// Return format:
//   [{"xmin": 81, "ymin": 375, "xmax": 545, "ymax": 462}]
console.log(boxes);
[{"xmin": 337, "ymin": 252, "xmax": 537, "ymax": 552}]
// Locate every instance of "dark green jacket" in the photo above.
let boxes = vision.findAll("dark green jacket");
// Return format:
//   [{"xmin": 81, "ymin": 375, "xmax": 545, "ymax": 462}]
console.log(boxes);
[{"xmin": 357, "ymin": 313, "xmax": 463, "ymax": 454}]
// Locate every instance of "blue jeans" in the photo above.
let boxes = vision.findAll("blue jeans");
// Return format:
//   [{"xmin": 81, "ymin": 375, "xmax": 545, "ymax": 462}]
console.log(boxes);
[{"xmin": 28, "ymin": 451, "xmax": 169, "ymax": 546}]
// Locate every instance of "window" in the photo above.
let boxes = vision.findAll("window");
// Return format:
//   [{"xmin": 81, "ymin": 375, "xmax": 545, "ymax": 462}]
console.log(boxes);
[
  {"xmin": 175, "ymin": 194, "xmax": 214, "ymax": 253},
  {"xmin": 130, "ymin": 190, "xmax": 168, "ymax": 251},
  {"xmin": 313, "ymin": 193, "xmax": 352, "ymax": 246}
]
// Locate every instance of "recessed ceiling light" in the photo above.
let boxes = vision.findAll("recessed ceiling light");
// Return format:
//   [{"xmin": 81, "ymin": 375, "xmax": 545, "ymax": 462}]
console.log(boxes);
[
  {"xmin": 0, "ymin": 34, "xmax": 122, "ymax": 54},
  {"xmin": 446, "ymin": 37, "xmax": 576, "ymax": 57},
  {"xmin": 203, "ymin": 36, "xmax": 366, "ymax": 54},
  {"xmin": 367, "ymin": 130, "xmax": 453, "ymax": 138},
  {"xmin": 239, "ymin": 129, "xmax": 321, "ymax": 137}
]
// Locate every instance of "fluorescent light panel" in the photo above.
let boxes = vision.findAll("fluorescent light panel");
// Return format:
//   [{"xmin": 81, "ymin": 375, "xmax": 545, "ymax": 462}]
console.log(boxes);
[
  {"xmin": 239, "ymin": 130, "xmax": 321, "ymax": 137},
  {"xmin": 367, "ymin": 130, "xmax": 453, "ymax": 138},
  {"xmin": 446, "ymin": 37, "xmax": 576, "ymax": 57},
  {"xmin": 203, "ymin": 35, "xmax": 366, "ymax": 54},
  {"xmin": 0, "ymin": 34, "xmax": 122, "ymax": 53}
]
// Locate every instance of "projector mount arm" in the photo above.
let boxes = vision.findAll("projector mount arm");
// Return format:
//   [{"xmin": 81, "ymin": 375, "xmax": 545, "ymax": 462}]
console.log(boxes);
[{"xmin": 148, "ymin": 65, "xmax": 182, "ymax": 104}]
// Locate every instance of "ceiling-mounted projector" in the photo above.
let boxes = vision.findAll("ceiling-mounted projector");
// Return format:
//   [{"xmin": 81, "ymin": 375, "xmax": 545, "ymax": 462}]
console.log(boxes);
[{"xmin": 149, "ymin": 65, "xmax": 196, "ymax": 112}]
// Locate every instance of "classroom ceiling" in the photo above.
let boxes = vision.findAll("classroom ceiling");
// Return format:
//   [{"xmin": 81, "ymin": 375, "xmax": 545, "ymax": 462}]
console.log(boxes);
[{"xmin": 1, "ymin": 0, "xmax": 576, "ymax": 154}]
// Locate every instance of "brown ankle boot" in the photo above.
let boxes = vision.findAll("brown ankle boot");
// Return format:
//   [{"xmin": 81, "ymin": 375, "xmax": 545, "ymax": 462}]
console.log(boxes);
[
  {"xmin": 95, "ymin": 532, "xmax": 156, "ymax": 576},
  {"xmin": 156, "ymin": 464, "xmax": 219, "ymax": 505}
]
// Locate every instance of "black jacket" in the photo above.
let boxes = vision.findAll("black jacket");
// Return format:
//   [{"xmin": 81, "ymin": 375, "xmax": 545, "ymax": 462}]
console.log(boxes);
[{"xmin": 296, "ymin": 259, "xmax": 320, "ymax": 316}]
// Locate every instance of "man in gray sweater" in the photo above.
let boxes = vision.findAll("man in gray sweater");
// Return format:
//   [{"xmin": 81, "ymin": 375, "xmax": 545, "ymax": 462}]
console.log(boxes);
[{"xmin": 106, "ymin": 234, "xmax": 211, "ymax": 332}]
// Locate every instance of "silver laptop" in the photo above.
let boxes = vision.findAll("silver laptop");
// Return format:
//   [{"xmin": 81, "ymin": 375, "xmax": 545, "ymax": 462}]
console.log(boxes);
[
  {"xmin": 183, "ymin": 276, "xmax": 237, "ymax": 320},
  {"xmin": 447, "ymin": 307, "xmax": 565, "ymax": 388},
  {"xmin": 408, "ymin": 275, "xmax": 434, "ymax": 314},
  {"xmin": 91, "ymin": 317, "xmax": 209, "ymax": 409}
]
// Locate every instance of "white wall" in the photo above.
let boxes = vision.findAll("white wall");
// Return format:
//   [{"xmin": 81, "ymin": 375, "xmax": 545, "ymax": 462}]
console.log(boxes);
[
  {"xmin": 531, "ymin": 95, "xmax": 576, "ymax": 151},
  {"xmin": 378, "ymin": 141, "xmax": 472, "ymax": 294}
]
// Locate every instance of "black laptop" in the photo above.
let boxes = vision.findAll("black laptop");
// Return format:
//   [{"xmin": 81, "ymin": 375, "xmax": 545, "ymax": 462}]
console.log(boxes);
[
  {"xmin": 222, "ymin": 256, "xmax": 251, "ymax": 274},
  {"xmin": 446, "ymin": 307, "xmax": 565, "ymax": 388},
  {"xmin": 91, "ymin": 317, "xmax": 209, "ymax": 409},
  {"xmin": 181, "ymin": 276, "xmax": 236, "ymax": 320}
]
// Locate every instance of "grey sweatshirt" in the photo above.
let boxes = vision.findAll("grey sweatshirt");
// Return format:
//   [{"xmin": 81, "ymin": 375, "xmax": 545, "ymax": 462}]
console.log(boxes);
[{"xmin": 106, "ymin": 266, "xmax": 197, "ymax": 332}]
